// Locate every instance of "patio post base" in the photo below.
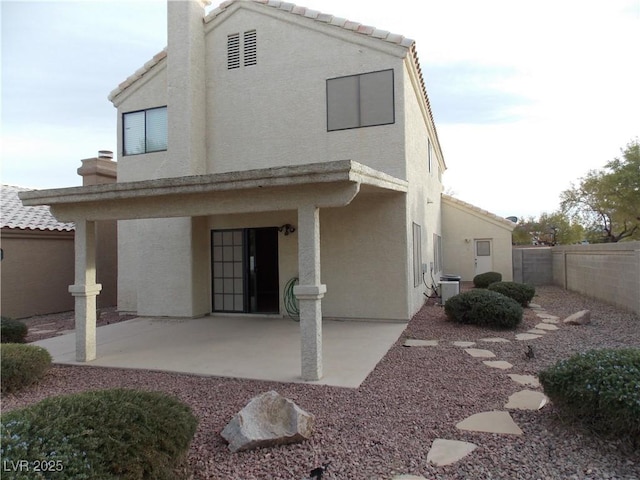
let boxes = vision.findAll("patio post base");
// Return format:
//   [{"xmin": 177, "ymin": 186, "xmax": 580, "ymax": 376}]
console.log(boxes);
[
  {"xmin": 294, "ymin": 284, "xmax": 326, "ymax": 381},
  {"xmin": 69, "ymin": 284, "xmax": 102, "ymax": 362}
]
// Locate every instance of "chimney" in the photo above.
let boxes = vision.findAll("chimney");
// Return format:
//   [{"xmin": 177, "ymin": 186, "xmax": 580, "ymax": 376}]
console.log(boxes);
[
  {"xmin": 166, "ymin": 0, "xmax": 209, "ymax": 177},
  {"xmin": 77, "ymin": 150, "xmax": 117, "ymax": 186}
]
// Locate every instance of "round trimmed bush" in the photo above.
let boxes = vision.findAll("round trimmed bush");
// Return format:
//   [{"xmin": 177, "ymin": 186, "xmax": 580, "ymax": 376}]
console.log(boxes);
[
  {"xmin": 473, "ymin": 271, "xmax": 502, "ymax": 288},
  {"xmin": 1, "ymin": 344, "xmax": 51, "ymax": 393},
  {"xmin": 488, "ymin": 281, "xmax": 536, "ymax": 307},
  {"xmin": 539, "ymin": 348, "xmax": 640, "ymax": 440},
  {"xmin": 1, "ymin": 388, "xmax": 198, "ymax": 480},
  {"xmin": 1, "ymin": 317, "xmax": 28, "ymax": 343},
  {"xmin": 444, "ymin": 289, "xmax": 523, "ymax": 329}
]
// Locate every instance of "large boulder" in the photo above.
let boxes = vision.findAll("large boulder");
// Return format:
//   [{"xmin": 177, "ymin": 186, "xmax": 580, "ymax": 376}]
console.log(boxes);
[
  {"xmin": 221, "ymin": 390, "xmax": 314, "ymax": 453},
  {"xmin": 563, "ymin": 310, "xmax": 591, "ymax": 325}
]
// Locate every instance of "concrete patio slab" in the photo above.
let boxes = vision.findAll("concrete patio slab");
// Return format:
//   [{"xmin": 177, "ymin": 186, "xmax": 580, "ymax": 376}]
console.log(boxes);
[
  {"xmin": 427, "ymin": 438, "xmax": 477, "ymax": 466},
  {"xmin": 33, "ymin": 315, "xmax": 407, "ymax": 388}
]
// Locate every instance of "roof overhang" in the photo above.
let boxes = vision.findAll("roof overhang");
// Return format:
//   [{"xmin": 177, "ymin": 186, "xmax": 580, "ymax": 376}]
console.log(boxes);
[{"xmin": 20, "ymin": 160, "xmax": 407, "ymax": 222}]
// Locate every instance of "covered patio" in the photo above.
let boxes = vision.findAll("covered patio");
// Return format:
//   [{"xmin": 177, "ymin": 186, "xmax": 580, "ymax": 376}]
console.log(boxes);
[
  {"xmin": 20, "ymin": 160, "xmax": 408, "ymax": 382},
  {"xmin": 33, "ymin": 315, "xmax": 406, "ymax": 388}
]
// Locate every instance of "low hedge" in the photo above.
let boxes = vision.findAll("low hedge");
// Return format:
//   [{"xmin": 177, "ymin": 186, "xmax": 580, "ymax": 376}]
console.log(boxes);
[
  {"xmin": 488, "ymin": 281, "xmax": 536, "ymax": 307},
  {"xmin": 1, "ymin": 344, "xmax": 52, "ymax": 393},
  {"xmin": 539, "ymin": 348, "xmax": 640, "ymax": 441},
  {"xmin": 0, "ymin": 389, "xmax": 198, "ymax": 480},
  {"xmin": 444, "ymin": 289, "xmax": 523, "ymax": 329},
  {"xmin": 473, "ymin": 271, "xmax": 502, "ymax": 288},
  {"xmin": 1, "ymin": 317, "xmax": 28, "ymax": 343}
]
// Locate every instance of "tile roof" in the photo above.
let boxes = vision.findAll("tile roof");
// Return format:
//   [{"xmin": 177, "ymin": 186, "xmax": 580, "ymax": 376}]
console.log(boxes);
[{"xmin": 1, "ymin": 185, "xmax": 75, "ymax": 232}]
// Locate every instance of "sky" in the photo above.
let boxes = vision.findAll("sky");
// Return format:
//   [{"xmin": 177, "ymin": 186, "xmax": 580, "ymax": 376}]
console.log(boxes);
[{"xmin": 1, "ymin": 0, "xmax": 639, "ymax": 219}]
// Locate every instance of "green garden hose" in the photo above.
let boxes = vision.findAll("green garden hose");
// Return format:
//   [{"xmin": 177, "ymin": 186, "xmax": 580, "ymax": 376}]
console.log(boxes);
[{"xmin": 284, "ymin": 277, "xmax": 300, "ymax": 321}]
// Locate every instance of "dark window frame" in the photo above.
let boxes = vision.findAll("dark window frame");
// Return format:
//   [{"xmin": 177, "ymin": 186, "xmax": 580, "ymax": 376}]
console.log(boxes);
[
  {"xmin": 326, "ymin": 68, "xmax": 395, "ymax": 132},
  {"xmin": 122, "ymin": 106, "xmax": 167, "ymax": 156}
]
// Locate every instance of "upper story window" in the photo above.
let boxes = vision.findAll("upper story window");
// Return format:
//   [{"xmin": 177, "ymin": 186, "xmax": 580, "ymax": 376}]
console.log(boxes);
[
  {"xmin": 228, "ymin": 30, "xmax": 257, "ymax": 70},
  {"xmin": 123, "ymin": 106, "xmax": 167, "ymax": 156},
  {"xmin": 327, "ymin": 69, "xmax": 394, "ymax": 131}
]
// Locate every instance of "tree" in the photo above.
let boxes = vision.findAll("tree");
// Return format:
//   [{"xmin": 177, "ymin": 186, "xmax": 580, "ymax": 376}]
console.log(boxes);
[
  {"xmin": 561, "ymin": 139, "xmax": 640, "ymax": 242},
  {"xmin": 512, "ymin": 211, "xmax": 584, "ymax": 245}
]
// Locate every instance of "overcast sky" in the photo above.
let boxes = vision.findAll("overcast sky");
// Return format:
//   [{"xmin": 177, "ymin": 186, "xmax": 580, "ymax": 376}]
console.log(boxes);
[{"xmin": 2, "ymin": 0, "xmax": 639, "ymax": 219}]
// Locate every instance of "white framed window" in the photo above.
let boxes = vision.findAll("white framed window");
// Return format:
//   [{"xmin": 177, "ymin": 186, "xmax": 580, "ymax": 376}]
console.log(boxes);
[
  {"xmin": 433, "ymin": 233, "xmax": 443, "ymax": 273},
  {"xmin": 413, "ymin": 223, "xmax": 422, "ymax": 287},
  {"xmin": 327, "ymin": 69, "xmax": 395, "ymax": 131},
  {"xmin": 123, "ymin": 106, "xmax": 167, "ymax": 156}
]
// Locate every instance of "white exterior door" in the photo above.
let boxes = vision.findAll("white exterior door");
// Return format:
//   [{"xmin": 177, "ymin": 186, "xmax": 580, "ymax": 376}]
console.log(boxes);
[{"xmin": 474, "ymin": 239, "xmax": 493, "ymax": 276}]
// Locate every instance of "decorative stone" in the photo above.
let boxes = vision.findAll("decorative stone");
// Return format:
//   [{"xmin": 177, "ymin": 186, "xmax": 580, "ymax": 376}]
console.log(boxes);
[
  {"xmin": 528, "ymin": 303, "xmax": 543, "ymax": 309},
  {"xmin": 452, "ymin": 341, "xmax": 476, "ymax": 347},
  {"xmin": 536, "ymin": 313, "xmax": 559, "ymax": 320},
  {"xmin": 464, "ymin": 348, "xmax": 496, "ymax": 358},
  {"xmin": 427, "ymin": 439, "xmax": 477, "ymax": 466},
  {"xmin": 403, "ymin": 339, "xmax": 439, "ymax": 347},
  {"xmin": 479, "ymin": 337, "xmax": 510, "ymax": 343},
  {"xmin": 482, "ymin": 360, "xmax": 513, "ymax": 370},
  {"xmin": 535, "ymin": 323, "xmax": 559, "ymax": 331},
  {"xmin": 541, "ymin": 318, "xmax": 559, "ymax": 324},
  {"xmin": 456, "ymin": 411, "xmax": 523, "ymax": 435},
  {"xmin": 508, "ymin": 374, "xmax": 540, "ymax": 388},
  {"xmin": 515, "ymin": 333, "xmax": 542, "ymax": 341},
  {"xmin": 563, "ymin": 310, "xmax": 591, "ymax": 325},
  {"xmin": 527, "ymin": 329, "xmax": 547, "ymax": 334},
  {"xmin": 505, "ymin": 390, "xmax": 548, "ymax": 410},
  {"xmin": 221, "ymin": 391, "xmax": 314, "ymax": 452}
]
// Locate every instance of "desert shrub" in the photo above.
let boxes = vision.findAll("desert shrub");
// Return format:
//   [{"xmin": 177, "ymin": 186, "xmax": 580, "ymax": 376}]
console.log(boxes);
[
  {"xmin": 539, "ymin": 348, "xmax": 640, "ymax": 441},
  {"xmin": 1, "ymin": 317, "xmax": 28, "ymax": 343},
  {"xmin": 444, "ymin": 289, "xmax": 523, "ymax": 329},
  {"xmin": 488, "ymin": 281, "xmax": 536, "ymax": 307},
  {"xmin": 0, "ymin": 389, "xmax": 198, "ymax": 480},
  {"xmin": 472, "ymin": 271, "xmax": 502, "ymax": 288},
  {"xmin": 1, "ymin": 344, "xmax": 51, "ymax": 393}
]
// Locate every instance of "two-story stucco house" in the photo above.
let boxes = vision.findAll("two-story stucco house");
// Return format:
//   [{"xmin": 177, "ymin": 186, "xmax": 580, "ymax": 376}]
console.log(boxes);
[{"xmin": 20, "ymin": 0, "xmax": 448, "ymax": 381}]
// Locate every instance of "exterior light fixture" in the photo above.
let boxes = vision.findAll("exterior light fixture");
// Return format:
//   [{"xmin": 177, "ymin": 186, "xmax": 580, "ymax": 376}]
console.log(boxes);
[{"xmin": 278, "ymin": 224, "xmax": 296, "ymax": 235}]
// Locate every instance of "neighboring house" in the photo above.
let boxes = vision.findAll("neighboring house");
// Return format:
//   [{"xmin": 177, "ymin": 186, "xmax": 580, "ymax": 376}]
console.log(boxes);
[
  {"xmin": 442, "ymin": 194, "xmax": 516, "ymax": 282},
  {"xmin": 2, "ymin": 155, "xmax": 119, "ymax": 319},
  {"xmin": 20, "ymin": 0, "xmax": 507, "ymax": 380},
  {"xmin": 1, "ymin": 185, "xmax": 75, "ymax": 319}
]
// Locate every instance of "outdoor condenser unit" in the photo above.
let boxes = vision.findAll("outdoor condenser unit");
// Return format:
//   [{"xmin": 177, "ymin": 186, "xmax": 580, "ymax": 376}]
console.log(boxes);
[{"xmin": 439, "ymin": 280, "xmax": 460, "ymax": 305}]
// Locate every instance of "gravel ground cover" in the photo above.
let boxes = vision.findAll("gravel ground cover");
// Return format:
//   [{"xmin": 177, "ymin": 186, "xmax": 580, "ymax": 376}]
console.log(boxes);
[{"xmin": 2, "ymin": 286, "xmax": 639, "ymax": 479}]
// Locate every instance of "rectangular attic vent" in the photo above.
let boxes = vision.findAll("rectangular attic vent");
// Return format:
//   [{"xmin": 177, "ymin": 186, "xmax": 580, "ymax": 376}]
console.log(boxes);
[
  {"xmin": 244, "ymin": 30, "xmax": 257, "ymax": 66},
  {"xmin": 227, "ymin": 33, "xmax": 240, "ymax": 69},
  {"xmin": 228, "ymin": 30, "xmax": 257, "ymax": 70}
]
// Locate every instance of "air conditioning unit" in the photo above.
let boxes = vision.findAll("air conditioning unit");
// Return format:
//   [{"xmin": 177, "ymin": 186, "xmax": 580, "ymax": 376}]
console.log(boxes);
[{"xmin": 439, "ymin": 280, "xmax": 460, "ymax": 305}]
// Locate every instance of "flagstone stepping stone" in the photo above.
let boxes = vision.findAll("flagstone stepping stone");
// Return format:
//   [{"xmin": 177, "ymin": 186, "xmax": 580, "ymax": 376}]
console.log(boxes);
[
  {"xmin": 505, "ymin": 390, "xmax": 548, "ymax": 410},
  {"xmin": 508, "ymin": 374, "xmax": 540, "ymax": 388},
  {"xmin": 528, "ymin": 303, "xmax": 543, "ymax": 309},
  {"xmin": 29, "ymin": 329, "xmax": 57, "ymax": 334},
  {"xmin": 456, "ymin": 411, "xmax": 523, "ymax": 435},
  {"xmin": 527, "ymin": 329, "xmax": 547, "ymax": 335},
  {"xmin": 403, "ymin": 339, "xmax": 439, "ymax": 347},
  {"xmin": 464, "ymin": 348, "xmax": 496, "ymax": 358},
  {"xmin": 479, "ymin": 337, "xmax": 510, "ymax": 343},
  {"xmin": 535, "ymin": 323, "xmax": 559, "ymax": 331},
  {"xmin": 452, "ymin": 341, "xmax": 476, "ymax": 347},
  {"xmin": 541, "ymin": 318, "xmax": 559, "ymax": 324},
  {"xmin": 516, "ymin": 333, "xmax": 542, "ymax": 341},
  {"xmin": 536, "ymin": 313, "xmax": 559, "ymax": 320},
  {"xmin": 426, "ymin": 438, "xmax": 477, "ymax": 466},
  {"xmin": 482, "ymin": 360, "xmax": 513, "ymax": 369}
]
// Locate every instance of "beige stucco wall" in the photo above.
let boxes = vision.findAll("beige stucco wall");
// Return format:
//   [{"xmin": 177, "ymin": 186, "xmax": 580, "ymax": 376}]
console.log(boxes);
[
  {"xmin": 1, "ymin": 229, "xmax": 74, "ymax": 319},
  {"xmin": 206, "ymin": 6, "xmax": 407, "ymax": 179},
  {"xmin": 442, "ymin": 197, "xmax": 514, "ymax": 282}
]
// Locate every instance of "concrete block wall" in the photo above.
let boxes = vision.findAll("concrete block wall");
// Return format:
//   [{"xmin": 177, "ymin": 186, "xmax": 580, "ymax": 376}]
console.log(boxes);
[
  {"xmin": 513, "ymin": 247, "xmax": 553, "ymax": 285},
  {"xmin": 552, "ymin": 242, "xmax": 640, "ymax": 315}
]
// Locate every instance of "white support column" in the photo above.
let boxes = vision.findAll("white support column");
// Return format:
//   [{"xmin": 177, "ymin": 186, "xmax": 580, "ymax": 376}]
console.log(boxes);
[
  {"xmin": 293, "ymin": 205, "xmax": 326, "ymax": 381},
  {"xmin": 69, "ymin": 220, "xmax": 102, "ymax": 362}
]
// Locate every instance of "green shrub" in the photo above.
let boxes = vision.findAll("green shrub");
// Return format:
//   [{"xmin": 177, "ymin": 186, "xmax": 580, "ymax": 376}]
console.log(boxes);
[
  {"xmin": 1, "ymin": 344, "xmax": 51, "ymax": 393},
  {"xmin": 488, "ymin": 281, "xmax": 536, "ymax": 307},
  {"xmin": 539, "ymin": 348, "xmax": 640, "ymax": 440},
  {"xmin": 1, "ymin": 317, "xmax": 28, "ymax": 343},
  {"xmin": 1, "ymin": 389, "xmax": 198, "ymax": 480},
  {"xmin": 473, "ymin": 271, "xmax": 502, "ymax": 288},
  {"xmin": 444, "ymin": 289, "xmax": 523, "ymax": 329}
]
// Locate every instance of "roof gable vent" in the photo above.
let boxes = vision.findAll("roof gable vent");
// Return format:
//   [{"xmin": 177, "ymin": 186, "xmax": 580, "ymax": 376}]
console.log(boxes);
[
  {"xmin": 243, "ymin": 30, "xmax": 257, "ymax": 67},
  {"xmin": 227, "ymin": 33, "xmax": 240, "ymax": 69}
]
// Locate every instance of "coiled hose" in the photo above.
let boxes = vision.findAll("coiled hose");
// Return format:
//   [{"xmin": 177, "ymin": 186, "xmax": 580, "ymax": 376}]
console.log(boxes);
[{"xmin": 284, "ymin": 277, "xmax": 300, "ymax": 321}]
